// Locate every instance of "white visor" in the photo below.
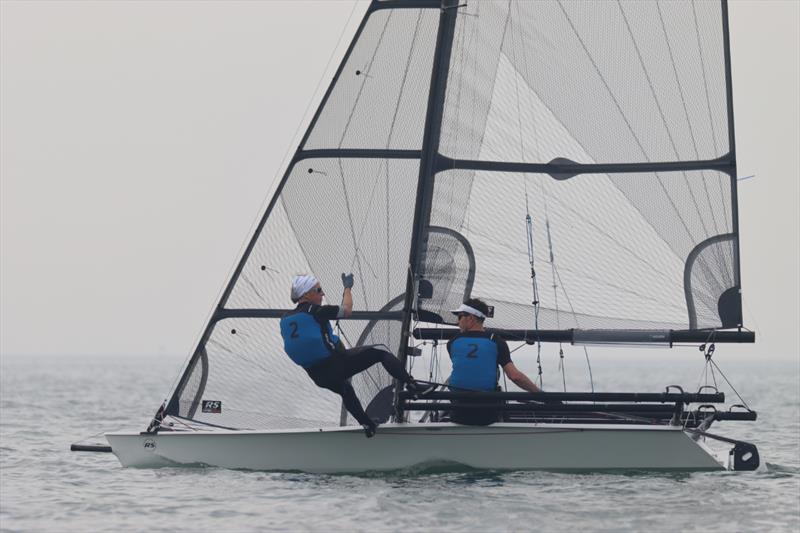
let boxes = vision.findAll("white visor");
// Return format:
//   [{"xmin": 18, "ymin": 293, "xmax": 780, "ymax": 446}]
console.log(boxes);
[{"xmin": 450, "ymin": 303, "xmax": 486, "ymax": 319}]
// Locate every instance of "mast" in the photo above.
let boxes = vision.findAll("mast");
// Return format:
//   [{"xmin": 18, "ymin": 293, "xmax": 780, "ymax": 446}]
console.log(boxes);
[
  {"xmin": 395, "ymin": 0, "xmax": 460, "ymax": 420},
  {"xmin": 721, "ymin": 0, "xmax": 743, "ymax": 305}
]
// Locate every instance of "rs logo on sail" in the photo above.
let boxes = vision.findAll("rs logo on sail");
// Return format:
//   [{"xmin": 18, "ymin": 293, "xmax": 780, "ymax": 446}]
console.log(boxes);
[{"xmin": 202, "ymin": 400, "xmax": 222, "ymax": 413}]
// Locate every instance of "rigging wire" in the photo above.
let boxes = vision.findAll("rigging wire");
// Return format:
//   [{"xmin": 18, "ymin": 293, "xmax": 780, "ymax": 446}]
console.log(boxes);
[
  {"xmin": 550, "ymin": 264, "xmax": 595, "ymax": 394},
  {"xmin": 507, "ymin": 1, "xmax": 544, "ymax": 389},
  {"xmin": 545, "ymin": 216, "xmax": 567, "ymax": 392},
  {"xmin": 427, "ymin": 341, "xmax": 440, "ymax": 384},
  {"xmin": 507, "ymin": 1, "xmax": 587, "ymax": 394},
  {"xmin": 694, "ymin": 332, "xmax": 752, "ymax": 412},
  {"xmin": 708, "ymin": 357, "xmax": 751, "ymax": 411},
  {"xmin": 526, "ymin": 212, "xmax": 544, "ymax": 389}
]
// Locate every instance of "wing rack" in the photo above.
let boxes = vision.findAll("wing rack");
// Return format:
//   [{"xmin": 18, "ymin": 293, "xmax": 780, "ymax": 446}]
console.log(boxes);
[{"xmin": 399, "ymin": 390, "xmax": 757, "ymax": 428}]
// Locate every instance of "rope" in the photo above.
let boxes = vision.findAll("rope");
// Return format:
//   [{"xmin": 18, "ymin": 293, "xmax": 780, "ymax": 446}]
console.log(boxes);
[
  {"xmin": 583, "ymin": 346, "xmax": 595, "ymax": 395},
  {"xmin": 167, "ymin": 417, "xmax": 201, "ymax": 432},
  {"xmin": 525, "ymin": 213, "xmax": 544, "ymax": 388},
  {"xmin": 548, "ymin": 264, "xmax": 595, "ymax": 393},
  {"xmin": 409, "ymin": 379, "xmax": 477, "ymax": 393},
  {"xmin": 509, "ymin": 1, "xmax": 549, "ymax": 391},
  {"xmin": 543, "ymin": 203, "xmax": 567, "ymax": 392},
  {"xmin": 695, "ymin": 337, "xmax": 752, "ymax": 411},
  {"xmin": 709, "ymin": 358, "xmax": 751, "ymax": 411}
]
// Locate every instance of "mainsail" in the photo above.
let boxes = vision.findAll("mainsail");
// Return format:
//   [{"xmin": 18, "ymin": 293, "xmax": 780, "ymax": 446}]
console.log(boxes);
[{"xmin": 160, "ymin": 0, "xmax": 749, "ymax": 433}]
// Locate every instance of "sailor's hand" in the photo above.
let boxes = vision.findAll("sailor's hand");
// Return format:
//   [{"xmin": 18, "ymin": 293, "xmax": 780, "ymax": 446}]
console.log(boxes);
[{"xmin": 341, "ymin": 273, "xmax": 354, "ymax": 289}]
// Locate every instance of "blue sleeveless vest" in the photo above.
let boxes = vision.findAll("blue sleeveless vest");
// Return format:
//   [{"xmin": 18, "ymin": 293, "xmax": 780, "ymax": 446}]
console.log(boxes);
[
  {"xmin": 449, "ymin": 336, "xmax": 499, "ymax": 391},
  {"xmin": 279, "ymin": 309, "xmax": 340, "ymax": 368}
]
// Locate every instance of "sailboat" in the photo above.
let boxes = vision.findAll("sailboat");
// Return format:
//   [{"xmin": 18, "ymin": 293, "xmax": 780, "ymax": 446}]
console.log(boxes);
[{"xmin": 98, "ymin": 0, "xmax": 761, "ymax": 472}]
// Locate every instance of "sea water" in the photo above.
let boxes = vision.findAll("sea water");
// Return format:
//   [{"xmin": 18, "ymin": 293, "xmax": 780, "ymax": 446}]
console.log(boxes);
[{"xmin": 1, "ymin": 354, "xmax": 798, "ymax": 532}]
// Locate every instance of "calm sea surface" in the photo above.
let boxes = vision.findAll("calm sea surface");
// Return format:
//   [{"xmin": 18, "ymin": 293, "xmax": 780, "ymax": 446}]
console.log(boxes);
[{"xmin": 1, "ymin": 354, "xmax": 798, "ymax": 532}]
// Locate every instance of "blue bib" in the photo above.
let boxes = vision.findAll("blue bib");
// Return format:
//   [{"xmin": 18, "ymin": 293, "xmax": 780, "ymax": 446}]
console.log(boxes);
[
  {"xmin": 279, "ymin": 310, "xmax": 339, "ymax": 368},
  {"xmin": 449, "ymin": 336, "xmax": 499, "ymax": 391}
]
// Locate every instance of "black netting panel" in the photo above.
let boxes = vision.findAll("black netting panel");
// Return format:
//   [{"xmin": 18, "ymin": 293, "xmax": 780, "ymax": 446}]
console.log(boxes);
[
  {"xmin": 425, "ymin": 169, "xmax": 736, "ymax": 330},
  {"xmin": 226, "ymin": 158, "xmax": 418, "ymax": 311},
  {"xmin": 303, "ymin": 8, "xmax": 438, "ymax": 150},
  {"xmin": 418, "ymin": 227, "xmax": 475, "ymax": 321},
  {"xmin": 689, "ymin": 237, "xmax": 736, "ymax": 328},
  {"xmin": 440, "ymin": 1, "xmax": 728, "ymax": 164}
]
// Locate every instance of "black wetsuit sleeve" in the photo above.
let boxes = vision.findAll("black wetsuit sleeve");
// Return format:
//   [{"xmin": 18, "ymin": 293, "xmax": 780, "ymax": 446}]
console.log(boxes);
[
  {"xmin": 313, "ymin": 305, "xmax": 340, "ymax": 321},
  {"xmin": 495, "ymin": 337, "xmax": 512, "ymax": 367}
]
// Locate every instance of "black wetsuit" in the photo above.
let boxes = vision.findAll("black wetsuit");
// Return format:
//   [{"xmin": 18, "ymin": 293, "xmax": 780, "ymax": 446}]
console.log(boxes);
[{"xmin": 280, "ymin": 303, "xmax": 411, "ymax": 427}]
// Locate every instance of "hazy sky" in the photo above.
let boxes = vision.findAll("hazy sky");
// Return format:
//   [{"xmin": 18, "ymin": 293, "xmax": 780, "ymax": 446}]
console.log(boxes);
[{"xmin": 1, "ymin": 0, "xmax": 798, "ymax": 361}]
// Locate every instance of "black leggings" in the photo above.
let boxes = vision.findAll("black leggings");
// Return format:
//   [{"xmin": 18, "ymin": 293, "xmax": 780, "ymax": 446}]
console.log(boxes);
[{"xmin": 306, "ymin": 346, "xmax": 411, "ymax": 427}]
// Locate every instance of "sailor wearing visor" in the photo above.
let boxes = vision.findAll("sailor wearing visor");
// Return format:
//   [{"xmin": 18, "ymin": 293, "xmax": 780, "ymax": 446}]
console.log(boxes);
[
  {"xmin": 447, "ymin": 298, "xmax": 542, "ymax": 425},
  {"xmin": 280, "ymin": 274, "xmax": 426, "ymax": 437}
]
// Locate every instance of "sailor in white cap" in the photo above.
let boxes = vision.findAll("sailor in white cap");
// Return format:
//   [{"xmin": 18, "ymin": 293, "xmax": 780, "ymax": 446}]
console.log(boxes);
[
  {"xmin": 447, "ymin": 298, "xmax": 542, "ymax": 425},
  {"xmin": 280, "ymin": 273, "xmax": 428, "ymax": 437}
]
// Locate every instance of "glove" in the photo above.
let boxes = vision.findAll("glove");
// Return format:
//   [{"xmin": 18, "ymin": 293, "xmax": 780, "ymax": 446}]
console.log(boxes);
[{"xmin": 341, "ymin": 273, "xmax": 354, "ymax": 289}]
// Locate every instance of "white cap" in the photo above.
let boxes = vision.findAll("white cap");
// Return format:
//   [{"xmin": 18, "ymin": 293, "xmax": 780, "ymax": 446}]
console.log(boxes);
[
  {"xmin": 449, "ymin": 303, "xmax": 486, "ymax": 319},
  {"xmin": 291, "ymin": 275, "xmax": 318, "ymax": 302}
]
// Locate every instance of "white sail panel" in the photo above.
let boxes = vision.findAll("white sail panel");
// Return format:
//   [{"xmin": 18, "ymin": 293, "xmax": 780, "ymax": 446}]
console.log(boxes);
[
  {"xmin": 170, "ymin": 317, "xmax": 403, "ymax": 430},
  {"xmin": 423, "ymin": 169, "xmax": 735, "ymax": 331},
  {"xmin": 439, "ymin": 0, "xmax": 729, "ymax": 163},
  {"xmin": 225, "ymin": 158, "xmax": 419, "ymax": 311},
  {"xmin": 303, "ymin": 8, "xmax": 438, "ymax": 150}
]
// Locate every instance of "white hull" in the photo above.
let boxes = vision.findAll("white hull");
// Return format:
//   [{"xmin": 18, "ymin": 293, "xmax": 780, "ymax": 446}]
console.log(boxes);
[{"xmin": 106, "ymin": 423, "xmax": 725, "ymax": 473}]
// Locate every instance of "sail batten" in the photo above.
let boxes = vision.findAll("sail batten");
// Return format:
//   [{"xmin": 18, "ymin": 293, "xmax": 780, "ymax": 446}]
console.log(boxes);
[
  {"xmin": 296, "ymin": 149, "xmax": 422, "ymax": 161},
  {"xmin": 413, "ymin": 328, "xmax": 755, "ymax": 345},
  {"xmin": 435, "ymin": 155, "xmax": 734, "ymax": 175},
  {"xmin": 216, "ymin": 309, "xmax": 404, "ymax": 320}
]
